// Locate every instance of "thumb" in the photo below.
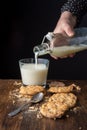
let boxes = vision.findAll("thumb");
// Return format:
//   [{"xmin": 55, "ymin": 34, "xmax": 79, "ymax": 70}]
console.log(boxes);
[{"xmin": 65, "ymin": 25, "xmax": 75, "ymax": 37}]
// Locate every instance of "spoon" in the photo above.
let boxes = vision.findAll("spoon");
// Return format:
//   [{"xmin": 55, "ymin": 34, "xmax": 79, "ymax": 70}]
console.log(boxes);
[{"xmin": 8, "ymin": 92, "xmax": 44, "ymax": 117}]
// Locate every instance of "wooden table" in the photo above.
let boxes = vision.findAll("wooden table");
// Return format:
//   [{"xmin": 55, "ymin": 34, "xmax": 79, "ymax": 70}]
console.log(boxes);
[{"xmin": 0, "ymin": 79, "xmax": 87, "ymax": 130}]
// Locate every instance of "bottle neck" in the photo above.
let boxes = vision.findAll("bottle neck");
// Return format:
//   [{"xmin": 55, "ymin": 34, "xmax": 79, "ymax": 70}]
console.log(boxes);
[
  {"xmin": 33, "ymin": 32, "xmax": 54, "ymax": 56},
  {"xmin": 33, "ymin": 42, "xmax": 52, "ymax": 56}
]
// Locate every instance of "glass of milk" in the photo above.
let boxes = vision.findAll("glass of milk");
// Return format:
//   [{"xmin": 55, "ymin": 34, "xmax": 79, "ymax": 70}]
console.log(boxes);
[{"xmin": 19, "ymin": 58, "xmax": 49, "ymax": 86}]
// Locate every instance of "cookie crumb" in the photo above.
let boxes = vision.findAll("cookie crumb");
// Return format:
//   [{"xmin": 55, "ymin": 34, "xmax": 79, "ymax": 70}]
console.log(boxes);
[
  {"xmin": 29, "ymin": 106, "xmax": 38, "ymax": 111},
  {"xmin": 79, "ymin": 127, "xmax": 82, "ymax": 130},
  {"xmin": 72, "ymin": 106, "xmax": 82, "ymax": 114},
  {"xmin": 18, "ymin": 115, "xmax": 23, "ymax": 120},
  {"xmin": 14, "ymin": 81, "xmax": 22, "ymax": 86},
  {"xmin": 12, "ymin": 100, "xmax": 15, "ymax": 104},
  {"xmin": 37, "ymin": 112, "xmax": 43, "ymax": 119},
  {"xmin": 66, "ymin": 114, "xmax": 69, "ymax": 118}
]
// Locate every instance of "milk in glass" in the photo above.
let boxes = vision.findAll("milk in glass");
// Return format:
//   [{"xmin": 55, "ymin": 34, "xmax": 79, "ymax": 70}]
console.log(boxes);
[{"xmin": 19, "ymin": 58, "xmax": 49, "ymax": 86}]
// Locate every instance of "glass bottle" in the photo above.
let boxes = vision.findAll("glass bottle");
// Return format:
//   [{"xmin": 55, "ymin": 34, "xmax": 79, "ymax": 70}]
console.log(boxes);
[{"xmin": 33, "ymin": 32, "xmax": 87, "ymax": 58}]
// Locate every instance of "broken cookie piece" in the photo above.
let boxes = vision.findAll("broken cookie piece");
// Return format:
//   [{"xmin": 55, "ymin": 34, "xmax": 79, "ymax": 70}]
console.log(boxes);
[
  {"xmin": 48, "ymin": 83, "xmax": 81, "ymax": 93},
  {"xmin": 40, "ymin": 101, "xmax": 68, "ymax": 118},
  {"xmin": 19, "ymin": 85, "xmax": 45, "ymax": 96},
  {"xmin": 40, "ymin": 93, "xmax": 77, "ymax": 119},
  {"xmin": 49, "ymin": 93, "xmax": 77, "ymax": 108}
]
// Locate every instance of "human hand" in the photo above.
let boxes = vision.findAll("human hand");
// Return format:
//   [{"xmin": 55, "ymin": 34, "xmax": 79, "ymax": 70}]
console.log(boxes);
[
  {"xmin": 52, "ymin": 11, "xmax": 77, "ymax": 59},
  {"xmin": 50, "ymin": 33, "xmax": 75, "ymax": 59},
  {"xmin": 54, "ymin": 11, "xmax": 76, "ymax": 37}
]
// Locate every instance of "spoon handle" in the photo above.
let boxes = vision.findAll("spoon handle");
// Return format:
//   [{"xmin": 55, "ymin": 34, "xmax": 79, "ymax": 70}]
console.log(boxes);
[{"xmin": 8, "ymin": 101, "xmax": 31, "ymax": 117}]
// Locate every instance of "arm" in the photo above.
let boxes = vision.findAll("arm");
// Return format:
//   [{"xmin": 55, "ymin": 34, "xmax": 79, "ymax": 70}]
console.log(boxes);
[
  {"xmin": 61, "ymin": 0, "xmax": 87, "ymax": 24},
  {"xmin": 54, "ymin": 0, "xmax": 87, "ymax": 36}
]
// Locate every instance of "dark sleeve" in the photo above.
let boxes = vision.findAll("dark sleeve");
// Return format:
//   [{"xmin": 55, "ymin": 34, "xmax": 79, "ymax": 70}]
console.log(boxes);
[{"xmin": 61, "ymin": 0, "xmax": 87, "ymax": 23}]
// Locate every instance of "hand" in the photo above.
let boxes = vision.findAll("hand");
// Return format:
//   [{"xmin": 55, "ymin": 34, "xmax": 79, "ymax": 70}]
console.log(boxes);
[
  {"xmin": 52, "ymin": 11, "xmax": 77, "ymax": 59},
  {"xmin": 54, "ymin": 11, "xmax": 77, "ymax": 37},
  {"xmin": 50, "ymin": 33, "xmax": 75, "ymax": 59}
]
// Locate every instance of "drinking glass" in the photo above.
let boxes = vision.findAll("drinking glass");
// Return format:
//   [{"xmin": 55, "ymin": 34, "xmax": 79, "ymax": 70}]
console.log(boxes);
[{"xmin": 19, "ymin": 58, "xmax": 49, "ymax": 86}]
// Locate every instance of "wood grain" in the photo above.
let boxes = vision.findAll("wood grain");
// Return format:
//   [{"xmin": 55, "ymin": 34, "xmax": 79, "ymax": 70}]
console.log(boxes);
[{"xmin": 0, "ymin": 79, "xmax": 87, "ymax": 130}]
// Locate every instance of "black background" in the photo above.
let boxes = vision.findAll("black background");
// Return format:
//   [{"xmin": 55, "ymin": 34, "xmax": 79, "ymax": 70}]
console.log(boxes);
[{"xmin": 0, "ymin": 0, "xmax": 87, "ymax": 79}]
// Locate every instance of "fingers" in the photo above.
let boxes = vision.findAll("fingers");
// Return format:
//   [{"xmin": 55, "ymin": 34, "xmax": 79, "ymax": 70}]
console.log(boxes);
[
  {"xmin": 51, "ymin": 53, "xmax": 75, "ymax": 59},
  {"xmin": 54, "ymin": 22, "xmax": 75, "ymax": 37},
  {"xmin": 64, "ymin": 25, "xmax": 75, "ymax": 37},
  {"xmin": 53, "ymin": 11, "xmax": 76, "ymax": 37}
]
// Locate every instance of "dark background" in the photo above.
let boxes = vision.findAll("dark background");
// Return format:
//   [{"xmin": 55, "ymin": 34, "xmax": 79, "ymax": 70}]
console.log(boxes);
[{"xmin": 0, "ymin": 0, "xmax": 87, "ymax": 79}]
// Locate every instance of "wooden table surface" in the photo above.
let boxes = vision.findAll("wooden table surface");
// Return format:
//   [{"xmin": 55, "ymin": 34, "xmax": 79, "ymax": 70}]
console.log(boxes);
[{"xmin": 0, "ymin": 79, "xmax": 87, "ymax": 130}]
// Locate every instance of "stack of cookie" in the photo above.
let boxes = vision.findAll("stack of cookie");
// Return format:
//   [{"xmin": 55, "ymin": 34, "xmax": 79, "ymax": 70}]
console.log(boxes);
[
  {"xmin": 19, "ymin": 81, "xmax": 80, "ymax": 119},
  {"xmin": 40, "ymin": 82, "xmax": 80, "ymax": 119}
]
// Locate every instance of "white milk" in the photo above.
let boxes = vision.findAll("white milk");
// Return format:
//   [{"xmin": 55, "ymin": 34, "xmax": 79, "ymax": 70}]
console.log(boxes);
[
  {"xmin": 20, "ymin": 63, "xmax": 48, "ymax": 85},
  {"xmin": 51, "ymin": 45, "xmax": 87, "ymax": 57}
]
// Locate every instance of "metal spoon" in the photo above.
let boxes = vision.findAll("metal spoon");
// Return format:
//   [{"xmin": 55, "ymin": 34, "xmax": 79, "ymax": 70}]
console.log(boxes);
[{"xmin": 8, "ymin": 92, "xmax": 44, "ymax": 117}]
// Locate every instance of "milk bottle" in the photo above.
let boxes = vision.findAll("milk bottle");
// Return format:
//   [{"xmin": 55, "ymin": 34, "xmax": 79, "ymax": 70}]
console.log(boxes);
[{"xmin": 33, "ymin": 28, "xmax": 87, "ymax": 58}]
